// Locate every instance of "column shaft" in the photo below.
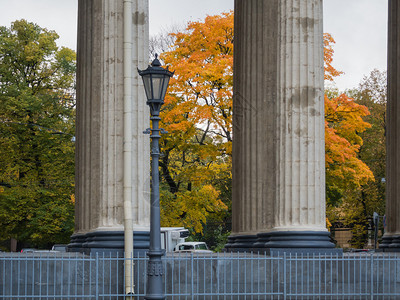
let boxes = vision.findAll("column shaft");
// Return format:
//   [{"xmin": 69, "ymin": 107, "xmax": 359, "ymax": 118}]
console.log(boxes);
[
  {"xmin": 381, "ymin": 0, "xmax": 400, "ymax": 249},
  {"xmin": 71, "ymin": 0, "xmax": 150, "ymax": 253},
  {"xmin": 229, "ymin": 0, "xmax": 332, "ymax": 250},
  {"xmin": 230, "ymin": 0, "xmax": 279, "ymax": 248}
]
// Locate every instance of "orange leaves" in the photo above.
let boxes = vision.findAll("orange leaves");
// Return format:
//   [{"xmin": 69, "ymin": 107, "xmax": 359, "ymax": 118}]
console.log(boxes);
[
  {"xmin": 162, "ymin": 11, "xmax": 233, "ymax": 143},
  {"xmin": 157, "ymin": 12, "xmax": 234, "ymax": 232},
  {"xmin": 324, "ymin": 33, "xmax": 344, "ymax": 81},
  {"xmin": 325, "ymin": 93, "xmax": 374, "ymax": 188}
]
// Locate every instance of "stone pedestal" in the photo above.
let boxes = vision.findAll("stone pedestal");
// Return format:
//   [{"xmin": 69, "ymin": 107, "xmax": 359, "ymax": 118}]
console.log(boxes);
[
  {"xmin": 228, "ymin": 0, "xmax": 333, "ymax": 251},
  {"xmin": 380, "ymin": 0, "xmax": 400, "ymax": 251},
  {"xmin": 69, "ymin": 0, "xmax": 150, "ymax": 254}
]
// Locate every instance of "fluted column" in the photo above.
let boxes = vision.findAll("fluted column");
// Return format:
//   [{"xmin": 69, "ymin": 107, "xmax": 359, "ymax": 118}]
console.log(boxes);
[
  {"xmin": 70, "ymin": 0, "xmax": 150, "ymax": 253},
  {"xmin": 265, "ymin": 0, "xmax": 331, "ymax": 248},
  {"xmin": 228, "ymin": 0, "xmax": 279, "ymax": 249},
  {"xmin": 381, "ymin": 0, "xmax": 400, "ymax": 250},
  {"xmin": 228, "ymin": 0, "xmax": 333, "ymax": 250}
]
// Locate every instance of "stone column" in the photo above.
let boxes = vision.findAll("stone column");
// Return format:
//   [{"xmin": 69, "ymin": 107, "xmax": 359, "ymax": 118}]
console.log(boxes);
[
  {"xmin": 69, "ymin": 0, "xmax": 150, "ymax": 253},
  {"xmin": 228, "ymin": 0, "xmax": 333, "ymax": 250},
  {"xmin": 265, "ymin": 0, "xmax": 331, "ymax": 248},
  {"xmin": 227, "ymin": 0, "xmax": 279, "ymax": 249},
  {"xmin": 380, "ymin": 0, "xmax": 400, "ymax": 250}
]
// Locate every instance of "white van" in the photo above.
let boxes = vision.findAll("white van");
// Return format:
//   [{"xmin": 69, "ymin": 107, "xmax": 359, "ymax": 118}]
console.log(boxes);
[{"xmin": 173, "ymin": 242, "xmax": 213, "ymax": 253}]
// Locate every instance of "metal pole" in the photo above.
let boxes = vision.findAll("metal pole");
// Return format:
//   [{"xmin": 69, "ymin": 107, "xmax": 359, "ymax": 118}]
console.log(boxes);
[{"xmin": 145, "ymin": 110, "xmax": 165, "ymax": 300}]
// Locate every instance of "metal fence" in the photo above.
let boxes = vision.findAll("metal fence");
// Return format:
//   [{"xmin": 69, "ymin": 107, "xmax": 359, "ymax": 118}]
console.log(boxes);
[{"xmin": 1, "ymin": 251, "xmax": 400, "ymax": 299}]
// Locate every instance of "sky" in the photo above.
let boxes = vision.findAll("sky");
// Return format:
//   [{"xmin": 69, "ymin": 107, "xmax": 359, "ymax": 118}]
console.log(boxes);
[{"xmin": 0, "ymin": 0, "xmax": 388, "ymax": 91}]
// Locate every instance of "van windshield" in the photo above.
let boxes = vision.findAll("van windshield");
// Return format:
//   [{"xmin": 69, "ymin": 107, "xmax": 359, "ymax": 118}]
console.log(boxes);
[{"xmin": 195, "ymin": 244, "xmax": 208, "ymax": 250}]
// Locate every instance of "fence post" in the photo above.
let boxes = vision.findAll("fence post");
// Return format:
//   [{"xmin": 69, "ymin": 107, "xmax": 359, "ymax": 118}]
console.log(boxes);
[
  {"xmin": 191, "ymin": 253, "xmax": 194, "ymax": 300},
  {"xmin": 370, "ymin": 255, "xmax": 374, "ymax": 300},
  {"xmin": 95, "ymin": 253, "xmax": 99, "ymax": 300},
  {"xmin": 283, "ymin": 252, "xmax": 287, "ymax": 300}
]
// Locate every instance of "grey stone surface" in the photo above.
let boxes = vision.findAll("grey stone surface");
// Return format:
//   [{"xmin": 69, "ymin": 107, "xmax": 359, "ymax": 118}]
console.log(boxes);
[
  {"xmin": 231, "ymin": 0, "xmax": 328, "ymax": 248},
  {"xmin": 382, "ymin": 0, "xmax": 400, "ymax": 250},
  {"xmin": 74, "ymin": 0, "xmax": 150, "ymax": 250}
]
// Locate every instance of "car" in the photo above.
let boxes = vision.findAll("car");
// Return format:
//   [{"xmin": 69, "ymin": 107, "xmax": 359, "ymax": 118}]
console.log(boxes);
[
  {"xmin": 173, "ymin": 242, "xmax": 213, "ymax": 253},
  {"xmin": 51, "ymin": 244, "xmax": 67, "ymax": 252},
  {"xmin": 20, "ymin": 248, "xmax": 37, "ymax": 253}
]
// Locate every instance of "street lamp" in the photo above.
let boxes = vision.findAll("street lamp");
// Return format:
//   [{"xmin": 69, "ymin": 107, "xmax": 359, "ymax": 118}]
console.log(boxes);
[{"xmin": 138, "ymin": 54, "xmax": 173, "ymax": 300}]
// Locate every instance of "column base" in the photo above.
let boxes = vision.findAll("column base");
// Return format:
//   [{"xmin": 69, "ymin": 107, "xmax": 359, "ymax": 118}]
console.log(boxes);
[
  {"xmin": 225, "ymin": 231, "xmax": 335, "ymax": 252},
  {"xmin": 224, "ymin": 234, "xmax": 258, "ymax": 252},
  {"xmin": 379, "ymin": 234, "xmax": 393, "ymax": 249},
  {"xmin": 68, "ymin": 231, "xmax": 150, "ymax": 255},
  {"xmin": 379, "ymin": 234, "xmax": 400, "ymax": 251},
  {"xmin": 265, "ymin": 231, "xmax": 335, "ymax": 248}
]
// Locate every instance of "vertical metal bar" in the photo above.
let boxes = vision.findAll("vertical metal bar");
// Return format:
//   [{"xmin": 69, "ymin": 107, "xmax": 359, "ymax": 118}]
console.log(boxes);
[
  {"xmin": 82, "ymin": 253, "xmax": 86, "ymax": 299},
  {"xmin": 244, "ymin": 252, "xmax": 247, "ymax": 297},
  {"xmin": 31, "ymin": 254, "xmax": 35, "ymax": 296},
  {"xmin": 251, "ymin": 252, "xmax": 254, "ymax": 298},
  {"xmin": 336, "ymin": 254, "xmax": 339, "ymax": 297},
  {"xmin": 116, "ymin": 252, "xmax": 119, "ymax": 298},
  {"xmin": 370, "ymin": 254, "xmax": 374, "ymax": 299},
  {"xmin": 108, "ymin": 252, "xmax": 112, "ymax": 300},
  {"xmin": 211, "ymin": 253, "xmax": 214, "ymax": 297},
  {"xmin": 217, "ymin": 252, "xmax": 220, "ymax": 298},
  {"xmin": 204, "ymin": 254, "xmax": 206, "ymax": 298},
  {"xmin": 75, "ymin": 253, "xmax": 78, "ymax": 299},
  {"xmin": 230, "ymin": 252, "xmax": 233, "ymax": 297},
  {"xmin": 95, "ymin": 253, "xmax": 99, "ymax": 300},
  {"xmin": 312, "ymin": 253, "xmax": 315, "ymax": 298},
  {"xmin": 2, "ymin": 256, "xmax": 6, "ymax": 298},
  {"xmin": 224, "ymin": 252, "xmax": 227, "ymax": 300},
  {"xmin": 395, "ymin": 254, "xmax": 397, "ymax": 296},
  {"xmin": 359, "ymin": 255, "xmax": 361, "ymax": 296},
  {"xmin": 10, "ymin": 255, "xmax": 13, "ymax": 298},
  {"xmin": 283, "ymin": 252, "xmax": 287, "ymax": 300},
  {"xmin": 191, "ymin": 253, "xmax": 194, "ymax": 300},
  {"xmin": 267, "ymin": 252, "xmax": 269, "ymax": 298},
  {"xmin": 256, "ymin": 252, "xmax": 259, "ymax": 298},
  {"xmin": 330, "ymin": 254, "xmax": 333, "ymax": 298},
  {"xmin": 68, "ymin": 252, "xmax": 71, "ymax": 298},
  {"xmin": 306, "ymin": 253, "xmax": 309, "ymax": 297},
  {"xmin": 388, "ymin": 254, "xmax": 391, "ymax": 297},
  {"xmin": 324, "ymin": 254, "xmax": 327, "ymax": 297},
  {"xmin": 89, "ymin": 254, "xmax": 93, "ymax": 299},
  {"xmin": 46, "ymin": 254, "xmax": 50, "ymax": 298},
  {"xmin": 382, "ymin": 254, "xmax": 384, "ymax": 297},
  {"xmin": 237, "ymin": 252, "xmax": 240, "ymax": 300}
]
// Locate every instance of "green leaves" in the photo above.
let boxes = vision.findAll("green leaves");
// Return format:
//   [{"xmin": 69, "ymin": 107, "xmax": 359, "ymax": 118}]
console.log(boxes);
[{"xmin": 0, "ymin": 20, "xmax": 76, "ymax": 248}]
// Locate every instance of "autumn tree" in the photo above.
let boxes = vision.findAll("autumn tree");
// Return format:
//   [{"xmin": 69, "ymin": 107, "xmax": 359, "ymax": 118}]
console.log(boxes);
[
  {"xmin": 323, "ymin": 35, "xmax": 386, "ymax": 248},
  {"xmin": 342, "ymin": 70, "xmax": 387, "ymax": 247},
  {"xmin": 158, "ymin": 16, "xmax": 374, "ymax": 249},
  {"xmin": 156, "ymin": 12, "xmax": 234, "ymax": 242},
  {"xmin": 0, "ymin": 20, "xmax": 76, "ymax": 249}
]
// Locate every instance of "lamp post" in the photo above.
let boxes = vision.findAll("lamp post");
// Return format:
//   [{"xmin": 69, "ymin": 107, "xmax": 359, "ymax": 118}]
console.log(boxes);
[{"xmin": 138, "ymin": 54, "xmax": 173, "ymax": 300}]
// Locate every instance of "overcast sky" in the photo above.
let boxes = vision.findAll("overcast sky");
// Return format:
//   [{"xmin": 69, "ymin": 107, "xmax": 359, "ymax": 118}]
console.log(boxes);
[{"xmin": 0, "ymin": 0, "xmax": 388, "ymax": 91}]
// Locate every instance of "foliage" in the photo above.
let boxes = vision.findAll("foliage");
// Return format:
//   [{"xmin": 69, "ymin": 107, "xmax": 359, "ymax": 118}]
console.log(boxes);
[
  {"xmin": 0, "ymin": 20, "xmax": 76, "ymax": 248},
  {"xmin": 323, "ymin": 35, "xmax": 374, "ymax": 212},
  {"xmin": 158, "ymin": 14, "xmax": 375, "ymax": 246},
  {"xmin": 157, "ymin": 12, "xmax": 234, "ymax": 234},
  {"xmin": 344, "ymin": 70, "xmax": 386, "ymax": 247},
  {"xmin": 324, "ymin": 37, "xmax": 385, "ymax": 248}
]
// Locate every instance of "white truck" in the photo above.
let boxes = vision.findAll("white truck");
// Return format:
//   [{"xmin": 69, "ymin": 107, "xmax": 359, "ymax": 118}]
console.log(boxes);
[
  {"xmin": 173, "ymin": 241, "xmax": 213, "ymax": 253},
  {"xmin": 160, "ymin": 227, "xmax": 190, "ymax": 252}
]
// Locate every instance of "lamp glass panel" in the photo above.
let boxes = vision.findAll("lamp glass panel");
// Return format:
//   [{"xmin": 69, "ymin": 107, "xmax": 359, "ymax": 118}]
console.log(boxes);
[
  {"xmin": 160, "ymin": 77, "xmax": 171, "ymax": 100},
  {"xmin": 151, "ymin": 75, "xmax": 164, "ymax": 99},
  {"xmin": 142, "ymin": 75, "xmax": 152, "ymax": 100}
]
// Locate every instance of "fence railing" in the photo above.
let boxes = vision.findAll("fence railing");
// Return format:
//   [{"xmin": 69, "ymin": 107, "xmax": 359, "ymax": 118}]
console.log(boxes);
[{"xmin": 1, "ymin": 251, "xmax": 399, "ymax": 299}]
